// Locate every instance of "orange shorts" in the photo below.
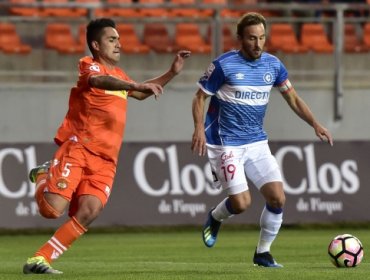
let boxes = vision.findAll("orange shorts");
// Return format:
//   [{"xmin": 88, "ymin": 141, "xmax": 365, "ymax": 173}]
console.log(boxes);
[{"xmin": 46, "ymin": 140, "xmax": 116, "ymax": 216}]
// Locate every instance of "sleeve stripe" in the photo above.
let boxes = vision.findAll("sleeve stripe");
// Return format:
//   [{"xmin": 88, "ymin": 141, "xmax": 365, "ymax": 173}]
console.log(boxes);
[{"xmin": 278, "ymin": 79, "xmax": 293, "ymax": 94}]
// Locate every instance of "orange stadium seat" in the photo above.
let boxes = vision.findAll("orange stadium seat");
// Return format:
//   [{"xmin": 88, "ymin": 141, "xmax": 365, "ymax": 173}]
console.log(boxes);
[
  {"xmin": 116, "ymin": 24, "xmax": 151, "ymax": 54},
  {"xmin": 264, "ymin": 40, "xmax": 277, "ymax": 53},
  {"xmin": 143, "ymin": 23, "xmax": 180, "ymax": 53},
  {"xmin": 45, "ymin": 23, "xmax": 85, "ymax": 54},
  {"xmin": 137, "ymin": 0, "xmax": 169, "ymax": 17},
  {"xmin": 207, "ymin": 24, "xmax": 239, "ymax": 52},
  {"xmin": 202, "ymin": 0, "xmax": 240, "ymax": 18},
  {"xmin": 40, "ymin": 0, "xmax": 84, "ymax": 17},
  {"xmin": 300, "ymin": 23, "xmax": 334, "ymax": 53},
  {"xmin": 268, "ymin": 23, "xmax": 308, "ymax": 53},
  {"xmin": 169, "ymin": 0, "xmax": 205, "ymax": 18},
  {"xmin": 9, "ymin": 0, "xmax": 42, "ymax": 16},
  {"xmin": 344, "ymin": 24, "xmax": 368, "ymax": 53},
  {"xmin": 233, "ymin": 0, "xmax": 282, "ymax": 17},
  {"xmin": 0, "ymin": 23, "xmax": 32, "ymax": 54},
  {"xmin": 363, "ymin": 23, "xmax": 370, "ymax": 49},
  {"xmin": 95, "ymin": 0, "xmax": 141, "ymax": 18},
  {"xmin": 175, "ymin": 23, "xmax": 212, "ymax": 53},
  {"xmin": 73, "ymin": 0, "xmax": 101, "ymax": 17},
  {"xmin": 78, "ymin": 24, "xmax": 86, "ymax": 47}
]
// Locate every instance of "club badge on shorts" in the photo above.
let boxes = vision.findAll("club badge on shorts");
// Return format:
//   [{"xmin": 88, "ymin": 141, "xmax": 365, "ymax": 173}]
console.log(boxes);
[{"xmin": 56, "ymin": 178, "xmax": 69, "ymax": 190}]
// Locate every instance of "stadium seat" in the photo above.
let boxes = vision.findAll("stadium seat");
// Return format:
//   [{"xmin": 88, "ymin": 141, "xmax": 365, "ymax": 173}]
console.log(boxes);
[
  {"xmin": 232, "ymin": 0, "xmax": 280, "ymax": 18},
  {"xmin": 344, "ymin": 24, "xmax": 368, "ymax": 53},
  {"xmin": 143, "ymin": 23, "xmax": 180, "ymax": 53},
  {"xmin": 0, "ymin": 23, "xmax": 32, "ymax": 54},
  {"xmin": 76, "ymin": 24, "xmax": 88, "ymax": 53},
  {"xmin": 116, "ymin": 24, "xmax": 151, "ymax": 54},
  {"xmin": 95, "ymin": 0, "xmax": 141, "ymax": 18},
  {"xmin": 137, "ymin": 0, "xmax": 170, "ymax": 17},
  {"xmin": 9, "ymin": 0, "xmax": 42, "ymax": 16},
  {"xmin": 78, "ymin": 24, "xmax": 86, "ymax": 47},
  {"xmin": 207, "ymin": 24, "xmax": 239, "ymax": 52},
  {"xmin": 169, "ymin": 0, "xmax": 205, "ymax": 18},
  {"xmin": 202, "ymin": 0, "xmax": 240, "ymax": 18},
  {"xmin": 40, "ymin": 0, "xmax": 84, "ymax": 17},
  {"xmin": 175, "ymin": 23, "xmax": 212, "ymax": 53},
  {"xmin": 300, "ymin": 23, "xmax": 334, "ymax": 53},
  {"xmin": 363, "ymin": 23, "xmax": 370, "ymax": 49},
  {"xmin": 264, "ymin": 40, "xmax": 278, "ymax": 53},
  {"xmin": 73, "ymin": 0, "xmax": 101, "ymax": 17},
  {"xmin": 268, "ymin": 23, "xmax": 308, "ymax": 53},
  {"xmin": 45, "ymin": 23, "xmax": 84, "ymax": 54}
]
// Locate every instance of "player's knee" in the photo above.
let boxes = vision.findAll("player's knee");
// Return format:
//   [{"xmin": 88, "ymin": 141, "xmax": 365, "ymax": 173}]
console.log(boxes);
[
  {"xmin": 233, "ymin": 200, "xmax": 251, "ymax": 214},
  {"xmin": 267, "ymin": 195, "xmax": 285, "ymax": 210},
  {"xmin": 74, "ymin": 205, "xmax": 103, "ymax": 226},
  {"xmin": 82, "ymin": 206, "xmax": 101, "ymax": 220},
  {"xmin": 229, "ymin": 195, "xmax": 251, "ymax": 214},
  {"xmin": 36, "ymin": 192, "xmax": 63, "ymax": 219}
]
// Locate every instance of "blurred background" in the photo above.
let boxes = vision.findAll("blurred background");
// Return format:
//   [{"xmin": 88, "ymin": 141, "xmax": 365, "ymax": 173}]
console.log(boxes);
[
  {"xmin": 0, "ymin": 0, "xmax": 369, "ymax": 229},
  {"xmin": 1, "ymin": 0, "xmax": 370, "ymax": 142}
]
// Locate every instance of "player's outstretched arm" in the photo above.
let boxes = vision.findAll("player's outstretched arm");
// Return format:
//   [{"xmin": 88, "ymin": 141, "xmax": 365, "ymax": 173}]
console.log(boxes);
[
  {"xmin": 191, "ymin": 89, "xmax": 208, "ymax": 156},
  {"xmin": 280, "ymin": 81, "xmax": 333, "ymax": 146},
  {"xmin": 89, "ymin": 74, "xmax": 163, "ymax": 100}
]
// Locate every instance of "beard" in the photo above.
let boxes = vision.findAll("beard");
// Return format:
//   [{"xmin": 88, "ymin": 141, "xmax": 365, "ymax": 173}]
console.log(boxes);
[{"xmin": 243, "ymin": 48, "xmax": 262, "ymax": 60}]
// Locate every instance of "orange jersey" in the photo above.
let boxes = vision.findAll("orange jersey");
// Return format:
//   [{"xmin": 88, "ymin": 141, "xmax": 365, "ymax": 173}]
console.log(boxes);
[{"xmin": 55, "ymin": 56, "xmax": 134, "ymax": 164}]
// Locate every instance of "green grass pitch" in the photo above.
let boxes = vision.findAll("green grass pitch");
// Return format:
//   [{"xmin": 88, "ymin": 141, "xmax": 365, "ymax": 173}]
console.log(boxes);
[{"xmin": 0, "ymin": 227, "xmax": 369, "ymax": 280}]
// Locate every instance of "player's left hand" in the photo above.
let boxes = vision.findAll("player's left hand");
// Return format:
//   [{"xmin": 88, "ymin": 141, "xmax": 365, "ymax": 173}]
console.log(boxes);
[
  {"xmin": 314, "ymin": 123, "xmax": 333, "ymax": 146},
  {"xmin": 170, "ymin": 50, "xmax": 191, "ymax": 75}
]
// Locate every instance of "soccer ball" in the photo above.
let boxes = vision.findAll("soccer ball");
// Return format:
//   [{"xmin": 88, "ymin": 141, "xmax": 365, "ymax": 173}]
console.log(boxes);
[{"xmin": 328, "ymin": 234, "xmax": 364, "ymax": 268}]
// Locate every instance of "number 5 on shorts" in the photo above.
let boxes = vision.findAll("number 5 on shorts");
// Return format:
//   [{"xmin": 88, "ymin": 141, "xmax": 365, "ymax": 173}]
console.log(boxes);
[{"xmin": 62, "ymin": 163, "xmax": 72, "ymax": 177}]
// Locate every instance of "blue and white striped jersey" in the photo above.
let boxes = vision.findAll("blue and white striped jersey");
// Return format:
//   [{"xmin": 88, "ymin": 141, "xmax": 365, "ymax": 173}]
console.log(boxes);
[{"xmin": 197, "ymin": 50, "xmax": 288, "ymax": 146}]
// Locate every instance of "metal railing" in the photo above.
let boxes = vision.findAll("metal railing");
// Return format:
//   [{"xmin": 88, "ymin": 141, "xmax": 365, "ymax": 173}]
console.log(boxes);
[{"xmin": 0, "ymin": 2, "xmax": 370, "ymax": 120}]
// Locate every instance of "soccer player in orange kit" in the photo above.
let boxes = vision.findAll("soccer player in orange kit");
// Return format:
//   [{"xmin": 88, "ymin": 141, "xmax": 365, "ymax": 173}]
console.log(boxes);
[{"xmin": 23, "ymin": 18, "xmax": 191, "ymax": 274}]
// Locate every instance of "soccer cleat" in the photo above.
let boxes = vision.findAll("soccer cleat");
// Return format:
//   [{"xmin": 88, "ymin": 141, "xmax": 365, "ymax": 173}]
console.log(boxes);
[
  {"xmin": 202, "ymin": 209, "xmax": 221, "ymax": 248},
  {"xmin": 29, "ymin": 161, "xmax": 50, "ymax": 183},
  {"xmin": 253, "ymin": 249, "xmax": 283, "ymax": 268},
  {"xmin": 23, "ymin": 256, "xmax": 63, "ymax": 274}
]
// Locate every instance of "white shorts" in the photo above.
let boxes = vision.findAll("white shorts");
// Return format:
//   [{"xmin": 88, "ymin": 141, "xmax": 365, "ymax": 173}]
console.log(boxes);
[{"xmin": 207, "ymin": 140, "xmax": 282, "ymax": 195}]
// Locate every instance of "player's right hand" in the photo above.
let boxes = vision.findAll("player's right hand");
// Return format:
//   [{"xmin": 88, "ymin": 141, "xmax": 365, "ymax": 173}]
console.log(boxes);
[{"xmin": 191, "ymin": 128, "xmax": 207, "ymax": 156}]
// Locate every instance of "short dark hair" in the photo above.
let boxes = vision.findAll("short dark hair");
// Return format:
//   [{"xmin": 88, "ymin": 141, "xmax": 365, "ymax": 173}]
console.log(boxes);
[
  {"xmin": 86, "ymin": 18, "xmax": 116, "ymax": 54},
  {"xmin": 236, "ymin": 12, "xmax": 266, "ymax": 38}
]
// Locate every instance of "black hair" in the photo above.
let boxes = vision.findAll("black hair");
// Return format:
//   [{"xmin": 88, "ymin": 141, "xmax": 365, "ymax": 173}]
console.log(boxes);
[
  {"xmin": 86, "ymin": 18, "xmax": 116, "ymax": 54},
  {"xmin": 237, "ymin": 12, "xmax": 266, "ymax": 38}
]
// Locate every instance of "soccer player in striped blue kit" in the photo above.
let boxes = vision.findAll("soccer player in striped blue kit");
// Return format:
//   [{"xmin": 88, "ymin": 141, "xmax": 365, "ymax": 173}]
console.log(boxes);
[{"xmin": 191, "ymin": 12, "xmax": 333, "ymax": 267}]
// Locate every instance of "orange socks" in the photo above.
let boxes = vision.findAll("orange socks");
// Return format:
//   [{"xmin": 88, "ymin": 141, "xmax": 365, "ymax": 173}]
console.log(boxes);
[{"xmin": 35, "ymin": 216, "xmax": 87, "ymax": 263}]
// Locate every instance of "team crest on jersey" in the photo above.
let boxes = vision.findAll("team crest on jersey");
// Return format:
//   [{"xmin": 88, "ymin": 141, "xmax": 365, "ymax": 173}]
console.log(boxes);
[
  {"xmin": 89, "ymin": 64, "xmax": 100, "ymax": 72},
  {"xmin": 263, "ymin": 72, "xmax": 273, "ymax": 84}
]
